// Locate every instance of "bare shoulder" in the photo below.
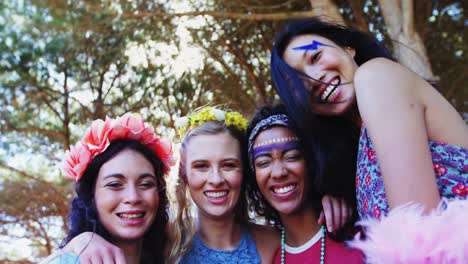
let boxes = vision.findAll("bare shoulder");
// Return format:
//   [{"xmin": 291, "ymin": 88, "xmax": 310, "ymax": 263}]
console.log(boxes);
[
  {"xmin": 249, "ymin": 223, "xmax": 280, "ymax": 264},
  {"xmin": 355, "ymin": 57, "xmax": 425, "ymax": 89},
  {"xmin": 356, "ymin": 57, "xmax": 405, "ymax": 77},
  {"xmin": 353, "ymin": 57, "xmax": 429, "ymax": 104}
]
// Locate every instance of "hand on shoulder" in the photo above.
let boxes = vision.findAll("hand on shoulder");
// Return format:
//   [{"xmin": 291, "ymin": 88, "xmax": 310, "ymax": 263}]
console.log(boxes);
[{"xmin": 61, "ymin": 232, "xmax": 126, "ymax": 264}]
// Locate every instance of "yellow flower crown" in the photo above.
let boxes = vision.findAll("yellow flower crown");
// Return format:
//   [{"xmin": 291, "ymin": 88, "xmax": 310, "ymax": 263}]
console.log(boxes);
[{"xmin": 175, "ymin": 107, "xmax": 248, "ymax": 139}]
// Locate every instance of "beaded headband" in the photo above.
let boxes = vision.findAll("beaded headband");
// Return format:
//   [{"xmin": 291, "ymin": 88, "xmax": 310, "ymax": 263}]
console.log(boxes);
[
  {"xmin": 175, "ymin": 107, "xmax": 248, "ymax": 139},
  {"xmin": 253, "ymin": 136, "xmax": 300, "ymax": 148},
  {"xmin": 63, "ymin": 113, "xmax": 174, "ymax": 182},
  {"xmin": 247, "ymin": 114, "xmax": 292, "ymax": 169}
]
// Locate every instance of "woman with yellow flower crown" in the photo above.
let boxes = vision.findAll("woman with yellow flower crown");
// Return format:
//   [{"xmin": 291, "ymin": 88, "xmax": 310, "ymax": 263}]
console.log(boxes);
[
  {"xmin": 60, "ymin": 107, "xmax": 352, "ymax": 263},
  {"xmin": 170, "ymin": 106, "xmax": 352, "ymax": 263}
]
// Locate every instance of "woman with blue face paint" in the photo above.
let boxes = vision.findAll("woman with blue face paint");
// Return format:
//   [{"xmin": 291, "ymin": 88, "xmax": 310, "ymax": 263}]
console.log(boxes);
[
  {"xmin": 270, "ymin": 18, "xmax": 467, "ymax": 219},
  {"xmin": 246, "ymin": 104, "xmax": 363, "ymax": 264},
  {"xmin": 57, "ymin": 107, "xmax": 353, "ymax": 264}
]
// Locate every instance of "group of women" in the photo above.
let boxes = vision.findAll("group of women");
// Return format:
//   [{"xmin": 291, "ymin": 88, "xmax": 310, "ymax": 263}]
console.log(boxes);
[{"xmin": 42, "ymin": 18, "xmax": 467, "ymax": 264}]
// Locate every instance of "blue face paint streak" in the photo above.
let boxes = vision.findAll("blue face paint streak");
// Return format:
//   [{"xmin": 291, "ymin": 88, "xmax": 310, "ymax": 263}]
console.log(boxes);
[
  {"xmin": 292, "ymin": 40, "xmax": 334, "ymax": 51},
  {"xmin": 253, "ymin": 142, "xmax": 300, "ymax": 159}
]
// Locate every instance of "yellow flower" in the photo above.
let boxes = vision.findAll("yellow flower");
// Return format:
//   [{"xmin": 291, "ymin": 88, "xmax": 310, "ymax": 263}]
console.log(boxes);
[
  {"xmin": 225, "ymin": 112, "xmax": 248, "ymax": 130},
  {"xmin": 178, "ymin": 107, "xmax": 248, "ymax": 140},
  {"xmin": 178, "ymin": 127, "xmax": 186, "ymax": 139},
  {"xmin": 197, "ymin": 107, "xmax": 215, "ymax": 122}
]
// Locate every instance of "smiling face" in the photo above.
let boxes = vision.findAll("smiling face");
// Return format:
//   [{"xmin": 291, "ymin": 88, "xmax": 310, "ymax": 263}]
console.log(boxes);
[
  {"xmin": 253, "ymin": 126, "xmax": 307, "ymax": 216},
  {"xmin": 94, "ymin": 149, "xmax": 159, "ymax": 243},
  {"xmin": 283, "ymin": 34, "xmax": 358, "ymax": 115},
  {"xmin": 185, "ymin": 132, "xmax": 242, "ymax": 220}
]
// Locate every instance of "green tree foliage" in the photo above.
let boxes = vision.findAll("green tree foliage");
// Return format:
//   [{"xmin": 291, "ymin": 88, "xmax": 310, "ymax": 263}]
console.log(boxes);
[{"xmin": 0, "ymin": 0, "xmax": 465, "ymax": 260}]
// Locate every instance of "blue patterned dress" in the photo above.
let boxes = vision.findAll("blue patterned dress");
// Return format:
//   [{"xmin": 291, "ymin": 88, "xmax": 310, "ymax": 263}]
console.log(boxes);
[
  {"xmin": 180, "ymin": 229, "xmax": 261, "ymax": 264},
  {"xmin": 356, "ymin": 127, "xmax": 468, "ymax": 219},
  {"xmin": 44, "ymin": 253, "xmax": 79, "ymax": 264}
]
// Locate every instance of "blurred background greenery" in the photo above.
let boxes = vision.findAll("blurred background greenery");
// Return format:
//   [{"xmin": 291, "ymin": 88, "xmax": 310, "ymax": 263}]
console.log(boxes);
[{"xmin": 0, "ymin": 0, "xmax": 466, "ymax": 262}]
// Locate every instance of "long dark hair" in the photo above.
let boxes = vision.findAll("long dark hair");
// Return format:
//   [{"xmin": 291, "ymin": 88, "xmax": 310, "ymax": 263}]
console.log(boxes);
[
  {"xmin": 60, "ymin": 138, "xmax": 168, "ymax": 263},
  {"xmin": 271, "ymin": 18, "xmax": 393, "ymax": 127},
  {"xmin": 269, "ymin": 19, "xmax": 390, "ymax": 233},
  {"xmin": 246, "ymin": 104, "xmax": 358, "ymax": 240}
]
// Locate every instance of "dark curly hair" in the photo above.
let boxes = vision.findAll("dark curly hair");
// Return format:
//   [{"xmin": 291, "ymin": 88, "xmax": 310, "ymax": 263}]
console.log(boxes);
[
  {"xmin": 60, "ymin": 138, "xmax": 168, "ymax": 263},
  {"xmin": 246, "ymin": 104, "xmax": 358, "ymax": 240}
]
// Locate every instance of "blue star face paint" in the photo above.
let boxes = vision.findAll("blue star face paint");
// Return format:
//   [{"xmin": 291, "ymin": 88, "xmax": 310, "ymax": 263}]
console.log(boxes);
[{"xmin": 292, "ymin": 40, "xmax": 334, "ymax": 51}]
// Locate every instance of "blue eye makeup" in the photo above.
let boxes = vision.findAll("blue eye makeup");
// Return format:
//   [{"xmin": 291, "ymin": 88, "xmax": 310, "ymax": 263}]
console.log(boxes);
[
  {"xmin": 292, "ymin": 40, "xmax": 334, "ymax": 51},
  {"xmin": 253, "ymin": 142, "xmax": 300, "ymax": 159}
]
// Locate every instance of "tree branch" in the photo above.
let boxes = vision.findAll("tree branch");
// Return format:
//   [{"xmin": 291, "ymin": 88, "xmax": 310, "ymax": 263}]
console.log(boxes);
[
  {"xmin": 402, "ymin": 0, "xmax": 414, "ymax": 35},
  {"xmin": 81, "ymin": 1, "xmax": 317, "ymax": 21}
]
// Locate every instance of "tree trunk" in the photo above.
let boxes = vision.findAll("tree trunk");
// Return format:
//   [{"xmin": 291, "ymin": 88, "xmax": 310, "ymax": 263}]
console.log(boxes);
[
  {"xmin": 348, "ymin": 0, "xmax": 369, "ymax": 32},
  {"xmin": 377, "ymin": 0, "xmax": 437, "ymax": 80},
  {"xmin": 308, "ymin": 0, "xmax": 345, "ymax": 25}
]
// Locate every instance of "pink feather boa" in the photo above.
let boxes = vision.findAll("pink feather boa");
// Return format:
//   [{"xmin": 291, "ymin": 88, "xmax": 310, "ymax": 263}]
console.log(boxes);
[{"xmin": 349, "ymin": 199, "xmax": 468, "ymax": 264}]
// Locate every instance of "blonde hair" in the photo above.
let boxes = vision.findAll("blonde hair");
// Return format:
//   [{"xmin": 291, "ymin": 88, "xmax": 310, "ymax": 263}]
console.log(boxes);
[{"xmin": 169, "ymin": 121, "xmax": 249, "ymax": 261}]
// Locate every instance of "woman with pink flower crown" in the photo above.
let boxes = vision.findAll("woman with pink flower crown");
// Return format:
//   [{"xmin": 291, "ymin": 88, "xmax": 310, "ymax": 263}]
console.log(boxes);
[
  {"xmin": 57, "ymin": 107, "xmax": 354, "ymax": 263},
  {"xmin": 41, "ymin": 113, "xmax": 174, "ymax": 264}
]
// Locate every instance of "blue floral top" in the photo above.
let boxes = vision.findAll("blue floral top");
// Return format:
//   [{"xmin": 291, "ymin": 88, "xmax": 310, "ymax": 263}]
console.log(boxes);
[
  {"xmin": 45, "ymin": 253, "xmax": 79, "ymax": 264},
  {"xmin": 180, "ymin": 229, "xmax": 261, "ymax": 264},
  {"xmin": 356, "ymin": 127, "xmax": 468, "ymax": 219}
]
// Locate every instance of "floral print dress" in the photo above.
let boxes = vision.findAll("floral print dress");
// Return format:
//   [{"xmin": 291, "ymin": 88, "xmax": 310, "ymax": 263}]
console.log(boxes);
[{"xmin": 356, "ymin": 127, "xmax": 468, "ymax": 219}]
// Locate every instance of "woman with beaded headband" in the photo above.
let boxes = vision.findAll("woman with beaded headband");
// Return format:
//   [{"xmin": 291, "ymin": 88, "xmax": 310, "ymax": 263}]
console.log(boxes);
[
  {"xmin": 270, "ymin": 18, "xmax": 468, "ymax": 262},
  {"xmin": 247, "ymin": 104, "xmax": 363, "ymax": 264},
  {"xmin": 171, "ymin": 106, "xmax": 355, "ymax": 263},
  {"xmin": 41, "ymin": 113, "xmax": 173, "ymax": 264},
  {"xmin": 58, "ymin": 107, "xmax": 353, "ymax": 263}
]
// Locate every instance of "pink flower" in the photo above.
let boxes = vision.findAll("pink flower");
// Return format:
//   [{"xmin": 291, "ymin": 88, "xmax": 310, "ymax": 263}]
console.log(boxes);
[
  {"xmin": 452, "ymin": 183, "xmax": 467, "ymax": 197},
  {"xmin": 363, "ymin": 198, "xmax": 369, "ymax": 212},
  {"xmin": 365, "ymin": 173, "xmax": 371, "ymax": 186},
  {"xmin": 433, "ymin": 163, "xmax": 447, "ymax": 177},
  {"xmin": 356, "ymin": 174, "xmax": 361, "ymax": 186},
  {"xmin": 82, "ymin": 118, "xmax": 112, "ymax": 156},
  {"xmin": 63, "ymin": 142, "xmax": 92, "ymax": 182},
  {"xmin": 110, "ymin": 113, "xmax": 155, "ymax": 144},
  {"xmin": 367, "ymin": 148, "xmax": 375, "ymax": 161},
  {"xmin": 63, "ymin": 113, "xmax": 175, "ymax": 182},
  {"xmin": 147, "ymin": 137, "xmax": 175, "ymax": 173},
  {"xmin": 373, "ymin": 205, "xmax": 381, "ymax": 219}
]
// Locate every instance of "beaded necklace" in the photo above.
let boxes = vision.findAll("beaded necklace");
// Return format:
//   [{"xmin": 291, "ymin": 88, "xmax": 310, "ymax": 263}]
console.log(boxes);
[{"xmin": 280, "ymin": 225, "xmax": 326, "ymax": 264}]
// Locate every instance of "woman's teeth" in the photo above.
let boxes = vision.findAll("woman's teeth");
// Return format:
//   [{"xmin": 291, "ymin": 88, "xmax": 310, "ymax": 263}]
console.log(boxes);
[
  {"xmin": 321, "ymin": 78, "xmax": 340, "ymax": 101},
  {"xmin": 118, "ymin": 213, "xmax": 144, "ymax": 219},
  {"xmin": 205, "ymin": 191, "xmax": 228, "ymax": 198},
  {"xmin": 273, "ymin": 185, "xmax": 296, "ymax": 194}
]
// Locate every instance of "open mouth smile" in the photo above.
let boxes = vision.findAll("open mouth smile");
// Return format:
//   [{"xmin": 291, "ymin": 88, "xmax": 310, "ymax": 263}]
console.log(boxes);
[
  {"xmin": 117, "ymin": 212, "xmax": 145, "ymax": 219},
  {"xmin": 204, "ymin": 191, "xmax": 228, "ymax": 198},
  {"xmin": 271, "ymin": 184, "xmax": 297, "ymax": 194},
  {"xmin": 319, "ymin": 76, "xmax": 341, "ymax": 102}
]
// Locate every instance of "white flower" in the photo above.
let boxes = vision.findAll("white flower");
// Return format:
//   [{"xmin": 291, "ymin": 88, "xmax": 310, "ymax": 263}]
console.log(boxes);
[
  {"xmin": 212, "ymin": 109, "xmax": 225, "ymax": 121},
  {"xmin": 175, "ymin": 116, "xmax": 189, "ymax": 128}
]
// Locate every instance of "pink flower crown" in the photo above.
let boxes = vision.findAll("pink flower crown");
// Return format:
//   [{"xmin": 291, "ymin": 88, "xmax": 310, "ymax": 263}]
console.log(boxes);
[{"xmin": 63, "ymin": 113, "xmax": 175, "ymax": 182}]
